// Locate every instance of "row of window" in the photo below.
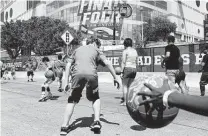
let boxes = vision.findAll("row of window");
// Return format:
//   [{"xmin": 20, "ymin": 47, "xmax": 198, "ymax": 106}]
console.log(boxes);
[
  {"xmin": 26, "ymin": 0, "xmax": 41, "ymax": 11},
  {"xmin": 46, "ymin": 0, "xmax": 78, "ymax": 14},
  {"xmin": 141, "ymin": 0, "xmax": 167, "ymax": 10}
]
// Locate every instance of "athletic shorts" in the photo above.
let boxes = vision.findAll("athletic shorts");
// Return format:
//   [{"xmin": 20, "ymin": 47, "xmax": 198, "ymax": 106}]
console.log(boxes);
[
  {"xmin": 27, "ymin": 71, "xmax": 34, "ymax": 76},
  {"xmin": 54, "ymin": 70, "xmax": 63, "ymax": 79},
  {"xmin": 123, "ymin": 67, "xmax": 137, "ymax": 81},
  {"xmin": 175, "ymin": 70, "xmax": 186, "ymax": 84},
  {"xmin": 166, "ymin": 69, "xmax": 179, "ymax": 83},
  {"xmin": 200, "ymin": 72, "xmax": 208, "ymax": 85},
  {"xmin": 68, "ymin": 74, "xmax": 99, "ymax": 103}
]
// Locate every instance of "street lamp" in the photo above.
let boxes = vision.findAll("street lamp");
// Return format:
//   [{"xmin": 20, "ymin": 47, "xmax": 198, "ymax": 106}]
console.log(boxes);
[{"xmin": 104, "ymin": 3, "xmax": 132, "ymax": 45}]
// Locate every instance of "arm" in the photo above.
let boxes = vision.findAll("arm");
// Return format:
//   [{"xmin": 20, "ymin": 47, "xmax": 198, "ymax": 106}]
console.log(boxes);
[
  {"xmin": 168, "ymin": 92, "xmax": 208, "ymax": 116},
  {"xmin": 100, "ymin": 54, "xmax": 120, "ymax": 89},
  {"xmin": 121, "ymin": 50, "xmax": 127, "ymax": 73},
  {"xmin": 64, "ymin": 62, "xmax": 72, "ymax": 86}
]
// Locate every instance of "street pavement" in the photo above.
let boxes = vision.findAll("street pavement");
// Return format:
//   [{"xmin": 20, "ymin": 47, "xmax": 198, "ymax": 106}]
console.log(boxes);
[{"xmin": 1, "ymin": 73, "xmax": 208, "ymax": 136}]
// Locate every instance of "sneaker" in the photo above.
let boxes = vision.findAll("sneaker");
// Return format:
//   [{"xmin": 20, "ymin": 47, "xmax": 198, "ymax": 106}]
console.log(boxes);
[
  {"xmin": 39, "ymin": 94, "xmax": 46, "ymax": 102},
  {"xmin": 58, "ymin": 88, "xmax": 63, "ymax": 92},
  {"xmin": 60, "ymin": 125, "xmax": 72, "ymax": 135},
  {"xmin": 120, "ymin": 102, "xmax": 126, "ymax": 106},
  {"xmin": 90, "ymin": 120, "xmax": 102, "ymax": 129}
]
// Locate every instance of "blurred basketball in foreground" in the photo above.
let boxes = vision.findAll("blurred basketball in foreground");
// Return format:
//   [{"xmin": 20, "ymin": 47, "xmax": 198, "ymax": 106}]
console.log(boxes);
[
  {"xmin": 45, "ymin": 70, "xmax": 54, "ymax": 78},
  {"xmin": 126, "ymin": 75, "xmax": 179, "ymax": 128},
  {"xmin": 115, "ymin": 67, "xmax": 122, "ymax": 75}
]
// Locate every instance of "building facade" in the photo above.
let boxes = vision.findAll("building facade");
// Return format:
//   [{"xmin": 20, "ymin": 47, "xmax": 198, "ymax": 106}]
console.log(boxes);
[
  {"xmin": 1, "ymin": 0, "xmax": 208, "ymax": 45},
  {"xmin": 45, "ymin": 0, "xmax": 208, "ymax": 44},
  {"xmin": 0, "ymin": 0, "xmax": 46, "ymax": 23}
]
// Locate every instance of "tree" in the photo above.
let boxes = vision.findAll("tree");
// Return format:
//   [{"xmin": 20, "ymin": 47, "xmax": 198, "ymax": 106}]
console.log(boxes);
[
  {"xmin": 143, "ymin": 17, "xmax": 177, "ymax": 44},
  {"xmin": 1, "ymin": 20, "xmax": 26, "ymax": 62}
]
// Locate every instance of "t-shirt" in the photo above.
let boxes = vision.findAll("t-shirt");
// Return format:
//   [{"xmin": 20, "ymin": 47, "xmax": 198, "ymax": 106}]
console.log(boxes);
[
  {"xmin": 52, "ymin": 60, "xmax": 65, "ymax": 72},
  {"xmin": 123, "ymin": 47, "xmax": 138, "ymax": 68},
  {"xmin": 202, "ymin": 54, "xmax": 208, "ymax": 72},
  {"xmin": 70, "ymin": 45, "xmax": 106, "ymax": 76},
  {"xmin": 25, "ymin": 62, "xmax": 34, "ymax": 71},
  {"xmin": 165, "ymin": 44, "xmax": 180, "ymax": 69}
]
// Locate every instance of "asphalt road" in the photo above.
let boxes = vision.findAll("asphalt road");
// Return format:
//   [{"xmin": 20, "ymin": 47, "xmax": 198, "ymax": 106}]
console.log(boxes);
[{"xmin": 1, "ymin": 78, "xmax": 208, "ymax": 136}]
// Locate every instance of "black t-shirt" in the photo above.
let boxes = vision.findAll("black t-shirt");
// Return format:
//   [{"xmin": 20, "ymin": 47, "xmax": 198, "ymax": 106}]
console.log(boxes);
[
  {"xmin": 202, "ymin": 54, "xmax": 208, "ymax": 72},
  {"xmin": 165, "ymin": 44, "xmax": 180, "ymax": 69}
]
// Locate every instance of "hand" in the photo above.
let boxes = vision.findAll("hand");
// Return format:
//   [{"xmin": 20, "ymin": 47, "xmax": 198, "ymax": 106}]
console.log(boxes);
[
  {"xmin": 64, "ymin": 84, "xmax": 70, "ymax": 93},
  {"xmin": 114, "ymin": 78, "xmax": 120, "ymax": 89},
  {"xmin": 137, "ymin": 77, "xmax": 172, "ymax": 106}
]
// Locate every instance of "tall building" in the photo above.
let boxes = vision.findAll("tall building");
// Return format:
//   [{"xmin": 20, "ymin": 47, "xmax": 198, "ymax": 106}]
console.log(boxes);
[
  {"xmin": 1, "ymin": 0, "xmax": 208, "ymax": 45},
  {"xmin": 0, "ymin": 0, "xmax": 46, "ymax": 23},
  {"xmin": 45, "ymin": 0, "xmax": 208, "ymax": 45}
]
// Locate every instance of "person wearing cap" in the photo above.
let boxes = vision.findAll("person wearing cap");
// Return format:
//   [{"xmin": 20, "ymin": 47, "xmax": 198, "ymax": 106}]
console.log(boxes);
[{"xmin": 199, "ymin": 46, "xmax": 208, "ymax": 96}]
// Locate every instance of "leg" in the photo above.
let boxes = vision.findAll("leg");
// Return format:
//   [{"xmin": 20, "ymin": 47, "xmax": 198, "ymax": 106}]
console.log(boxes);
[
  {"xmin": 200, "ymin": 73, "xmax": 207, "ymax": 96},
  {"xmin": 60, "ymin": 75, "xmax": 85, "ymax": 134},
  {"xmin": 122, "ymin": 79, "xmax": 128, "ymax": 106}
]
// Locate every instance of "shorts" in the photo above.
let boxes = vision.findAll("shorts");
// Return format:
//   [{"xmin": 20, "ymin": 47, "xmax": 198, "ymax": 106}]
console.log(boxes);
[
  {"xmin": 166, "ymin": 69, "xmax": 179, "ymax": 83},
  {"xmin": 175, "ymin": 70, "xmax": 186, "ymax": 84},
  {"xmin": 27, "ymin": 71, "xmax": 34, "ymax": 77},
  {"xmin": 54, "ymin": 70, "xmax": 63, "ymax": 79},
  {"xmin": 123, "ymin": 67, "xmax": 137, "ymax": 82},
  {"xmin": 11, "ymin": 71, "xmax": 15, "ymax": 76},
  {"xmin": 200, "ymin": 72, "xmax": 208, "ymax": 85},
  {"xmin": 68, "ymin": 74, "xmax": 99, "ymax": 103}
]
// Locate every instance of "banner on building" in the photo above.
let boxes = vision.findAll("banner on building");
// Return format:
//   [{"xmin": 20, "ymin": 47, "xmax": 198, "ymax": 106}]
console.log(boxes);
[{"xmin": 78, "ymin": 0, "xmax": 123, "ymax": 40}]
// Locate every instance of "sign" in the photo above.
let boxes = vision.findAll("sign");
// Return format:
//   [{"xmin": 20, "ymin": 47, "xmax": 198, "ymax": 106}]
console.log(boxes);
[
  {"xmin": 61, "ymin": 30, "xmax": 74, "ymax": 45},
  {"xmin": 78, "ymin": 0, "xmax": 124, "ymax": 40},
  {"xmin": 119, "ymin": 3, "xmax": 132, "ymax": 18}
]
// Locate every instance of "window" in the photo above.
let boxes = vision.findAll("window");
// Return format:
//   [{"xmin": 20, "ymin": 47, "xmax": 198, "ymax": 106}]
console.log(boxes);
[
  {"xmin": 156, "ymin": 1, "xmax": 167, "ymax": 10},
  {"xmin": 141, "ymin": 0, "xmax": 155, "ymax": 6},
  {"xmin": 196, "ymin": 0, "xmax": 200, "ymax": 7},
  {"xmin": 206, "ymin": 2, "xmax": 208, "ymax": 11}
]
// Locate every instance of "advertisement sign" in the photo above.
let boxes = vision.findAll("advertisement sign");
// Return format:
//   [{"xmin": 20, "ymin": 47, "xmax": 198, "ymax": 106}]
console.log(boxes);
[{"xmin": 78, "ymin": 0, "xmax": 123, "ymax": 40}]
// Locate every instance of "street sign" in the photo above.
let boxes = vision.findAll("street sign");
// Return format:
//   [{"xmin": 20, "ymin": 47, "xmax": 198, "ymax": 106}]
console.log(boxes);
[
  {"xmin": 61, "ymin": 30, "xmax": 74, "ymax": 45},
  {"xmin": 61, "ymin": 30, "xmax": 74, "ymax": 55}
]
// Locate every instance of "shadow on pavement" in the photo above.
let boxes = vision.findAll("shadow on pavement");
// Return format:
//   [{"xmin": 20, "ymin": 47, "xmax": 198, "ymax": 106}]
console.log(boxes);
[
  {"xmin": 130, "ymin": 125, "xmax": 146, "ymax": 131},
  {"xmin": 69, "ymin": 114, "xmax": 120, "ymax": 132},
  {"xmin": 50, "ymin": 96, "xmax": 60, "ymax": 100}
]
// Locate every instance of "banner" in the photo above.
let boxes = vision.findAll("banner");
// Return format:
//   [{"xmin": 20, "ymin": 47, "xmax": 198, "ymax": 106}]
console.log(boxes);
[{"xmin": 78, "ymin": 0, "xmax": 123, "ymax": 40}]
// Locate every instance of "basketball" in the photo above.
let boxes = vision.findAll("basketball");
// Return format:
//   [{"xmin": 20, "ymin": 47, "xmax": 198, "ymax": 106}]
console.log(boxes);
[
  {"xmin": 126, "ymin": 75, "xmax": 179, "ymax": 128},
  {"xmin": 115, "ymin": 67, "xmax": 122, "ymax": 75},
  {"xmin": 44, "ymin": 70, "xmax": 54, "ymax": 79}
]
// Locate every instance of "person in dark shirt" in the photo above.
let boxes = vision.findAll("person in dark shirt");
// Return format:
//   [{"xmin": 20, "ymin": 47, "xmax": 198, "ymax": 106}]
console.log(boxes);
[
  {"xmin": 199, "ymin": 46, "xmax": 208, "ymax": 96},
  {"xmin": 163, "ymin": 35, "xmax": 180, "ymax": 84}
]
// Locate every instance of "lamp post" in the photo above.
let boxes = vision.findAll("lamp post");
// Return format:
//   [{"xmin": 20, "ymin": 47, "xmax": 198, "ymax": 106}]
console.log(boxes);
[
  {"xmin": 104, "ymin": 3, "xmax": 132, "ymax": 45},
  {"xmin": 140, "ymin": 7, "xmax": 144, "ymax": 43}
]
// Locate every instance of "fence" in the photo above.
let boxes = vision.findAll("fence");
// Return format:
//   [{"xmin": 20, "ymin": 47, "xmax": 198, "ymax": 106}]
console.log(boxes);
[
  {"xmin": 98, "ymin": 43, "xmax": 207, "ymax": 72},
  {"xmin": 1, "ymin": 43, "xmax": 207, "ymax": 72}
]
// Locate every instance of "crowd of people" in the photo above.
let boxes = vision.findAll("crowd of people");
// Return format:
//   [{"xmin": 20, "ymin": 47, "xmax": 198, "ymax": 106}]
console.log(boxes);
[{"xmin": 0, "ymin": 35, "xmax": 208, "ymax": 135}]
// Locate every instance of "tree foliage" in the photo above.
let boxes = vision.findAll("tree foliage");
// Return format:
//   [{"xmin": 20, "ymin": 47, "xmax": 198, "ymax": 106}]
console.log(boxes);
[
  {"xmin": 1, "ymin": 16, "xmax": 83, "ymax": 59},
  {"xmin": 143, "ymin": 17, "xmax": 177, "ymax": 43},
  {"xmin": 1, "ymin": 20, "xmax": 25, "ymax": 61}
]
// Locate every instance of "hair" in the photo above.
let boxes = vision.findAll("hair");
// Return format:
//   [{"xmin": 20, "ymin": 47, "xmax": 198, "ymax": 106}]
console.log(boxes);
[
  {"xmin": 70, "ymin": 38, "xmax": 79, "ymax": 46},
  {"xmin": 86, "ymin": 36, "xmax": 101, "ymax": 48},
  {"xmin": 42, "ymin": 56, "xmax": 50, "ymax": 62},
  {"xmin": 58, "ymin": 54, "xmax": 62, "ymax": 60},
  {"xmin": 167, "ymin": 35, "xmax": 175, "ymax": 43},
  {"xmin": 123, "ymin": 38, "xmax": 133, "ymax": 47}
]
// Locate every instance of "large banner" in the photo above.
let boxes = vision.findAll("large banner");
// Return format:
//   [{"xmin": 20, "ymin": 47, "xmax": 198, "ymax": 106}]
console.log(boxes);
[
  {"xmin": 1, "ymin": 44, "xmax": 207, "ymax": 72},
  {"xmin": 78, "ymin": 0, "xmax": 123, "ymax": 40}
]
